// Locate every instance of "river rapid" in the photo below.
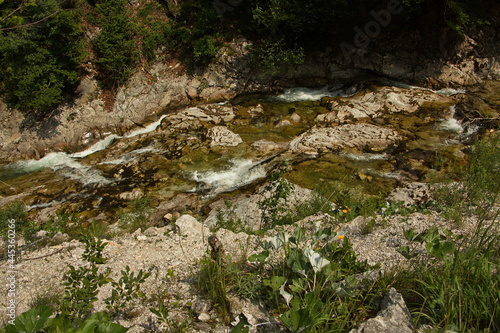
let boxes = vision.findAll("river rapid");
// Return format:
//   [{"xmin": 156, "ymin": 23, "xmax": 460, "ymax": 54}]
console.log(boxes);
[{"xmin": 0, "ymin": 80, "xmax": 497, "ymax": 228}]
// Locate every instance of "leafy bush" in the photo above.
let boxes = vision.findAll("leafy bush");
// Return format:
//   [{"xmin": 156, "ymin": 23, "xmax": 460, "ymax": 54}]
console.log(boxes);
[
  {"xmin": 1, "ymin": 305, "xmax": 128, "ymax": 333},
  {"xmin": 60, "ymin": 237, "xmax": 150, "ymax": 321},
  {"xmin": 93, "ymin": 0, "xmax": 137, "ymax": 88},
  {"xmin": 258, "ymin": 161, "xmax": 295, "ymax": 229},
  {"xmin": 0, "ymin": 0, "xmax": 84, "ymax": 113},
  {"xmin": 168, "ymin": 0, "xmax": 223, "ymax": 68}
]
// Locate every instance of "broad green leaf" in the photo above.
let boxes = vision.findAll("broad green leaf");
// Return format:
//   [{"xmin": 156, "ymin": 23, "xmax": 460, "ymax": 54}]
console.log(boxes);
[
  {"xmin": 263, "ymin": 276, "xmax": 286, "ymax": 291},
  {"xmin": 397, "ymin": 246, "xmax": 418, "ymax": 259},
  {"xmin": 304, "ymin": 248, "xmax": 330, "ymax": 273},
  {"xmin": 10, "ymin": 305, "xmax": 51, "ymax": 333},
  {"xmin": 248, "ymin": 250, "xmax": 269, "ymax": 263},
  {"xmin": 95, "ymin": 322, "xmax": 128, "ymax": 333}
]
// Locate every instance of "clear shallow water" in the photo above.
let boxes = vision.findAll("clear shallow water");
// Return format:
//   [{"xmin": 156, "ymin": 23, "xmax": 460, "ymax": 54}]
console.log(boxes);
[
  {"xmin": 0, "ymin": 84, "xmax": 483, "ymax": 216},
  {"xmin": 0, "ymin": 115, "xmax": 167, "ymax": 183}
]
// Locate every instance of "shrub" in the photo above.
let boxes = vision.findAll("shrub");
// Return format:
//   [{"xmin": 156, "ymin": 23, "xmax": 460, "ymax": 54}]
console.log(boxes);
[
  {"xmin": 0, "ymin": 0, "xmax": 84, "ymax": 113},
  {"xmin": 93, "ymin": 0, "xmax": 138, "ymax": 87}
]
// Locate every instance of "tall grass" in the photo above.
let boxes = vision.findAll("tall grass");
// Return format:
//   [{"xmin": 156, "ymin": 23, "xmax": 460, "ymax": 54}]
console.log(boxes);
[{"xmin": 394, "ymin": 133, "xmax": 500, "ymax": 332}]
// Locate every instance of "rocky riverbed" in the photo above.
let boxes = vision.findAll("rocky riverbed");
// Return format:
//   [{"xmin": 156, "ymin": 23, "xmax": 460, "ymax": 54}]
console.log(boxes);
[{"xmin": 0, "ymin": 77, "xmax": 498, "ymax": 331}]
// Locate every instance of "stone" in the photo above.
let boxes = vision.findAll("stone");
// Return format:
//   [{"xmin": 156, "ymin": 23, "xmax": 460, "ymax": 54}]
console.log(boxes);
[
  {"xmin": 136, "ymin": 235, "xmax": 147, "ymax": 241},
  {"xmin": 289, "ymin": 124, "xmax": 401, "ymax": 154},
  {"xmin": 52, "ymin": 232, "xmax": 69, "ymax": 244},
  {"xmin": 207, "ymin": 126, "xmax": 243, "ymax": 147},
  {"xmin": 175, "ymin": 215, "xmax": 206, "ymax": 237},
  {"xmin": 35, "ymin": 230, "xmax": 48, "ymax": 238},
  {"xmin": 349, "ymin": 288, "xmax": 413, "ymax": 333},
  {"xmin": 319, "ymin": 86, "xmax": 455, "ymax": 124},
  {"xmin": 275, "ymin": 119, "xmax": 292, "ymax": 128},
  {"xmin": 251, "ymin": 140, "xmax": 288, "ymax": 154},
  {"xmin": 387, "ymin": 183, "xmax": 432, "ymax": 206},
  {"xmin": 143, "ymin": 227, "xmax": 158, "ymax": 237},
  {"xmin": 340, "ymin": 216, "xmax": 367, "ymax": 236},
  {"xmin": 290, "ymin": 112, "xmax": 302, "ymax": 122},
  {"xmin": 191, "ymin": 297, "xmax": 212, "ymax": 313},
  {"xmin": 198, "ymin": 313, "xmax": 211, "ymax": 322},
  {"xmin": 119, "ymin": 188, "xmax": 144, "ymax": 201},
  {"xmin": 163, "ymin": 213, "xmax": 173, "ymax": 222}
]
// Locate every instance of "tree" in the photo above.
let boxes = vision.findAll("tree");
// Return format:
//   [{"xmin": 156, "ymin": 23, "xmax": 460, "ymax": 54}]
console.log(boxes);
[
  {"xmin": 0, "ymin": 0, "xmax": 84, "ymax": 113},
  {"xmin": 93, "ymin": 0, "xmax": 138, "ymax": 88}
]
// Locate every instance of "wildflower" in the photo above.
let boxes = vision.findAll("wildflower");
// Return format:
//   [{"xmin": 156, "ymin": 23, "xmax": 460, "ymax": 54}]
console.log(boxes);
[
  {"xmin": 337, "ymin": 235, "xmax": 344, "ymax": 240},
  {"xmin": 342, "ymin": 209, "xmax": 348, "ymax": 214}
]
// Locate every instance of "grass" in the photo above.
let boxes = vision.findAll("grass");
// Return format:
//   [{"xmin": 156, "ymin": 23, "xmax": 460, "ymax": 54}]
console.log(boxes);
[
  {"xmin": 0, "ymin": 202, "xmax": 31, "ymax": 240},
  {"xmin": 391, "ymin": 134, "xmax": 500, "ymax": 332},
  {"xmin": 198, "ymin": 134, "xmax": 500, "ymax": 332},
  {"xmin": 392, "ymin": 216, "xmax": 499, "ymax": 332},
  {"xmin": 197, "ymin": 256, "xmax": 232, "ymax": 324},
  {"xmin": 118, "ymin": 195, "xmax": 154, "ymax": 232}
]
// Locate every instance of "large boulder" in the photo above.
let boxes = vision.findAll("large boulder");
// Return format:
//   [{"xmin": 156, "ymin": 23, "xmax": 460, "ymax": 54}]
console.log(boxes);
[
  {"xmin": 318, "ymin": 86, "xmax": 456, "ymax": 124},
  {"xmin": 289, "ymin": 123, "xmax": 401, "ymax": 154},
  {"xmin": 207, "ymin": 126, "xmax": 243, "ymax": 147}
]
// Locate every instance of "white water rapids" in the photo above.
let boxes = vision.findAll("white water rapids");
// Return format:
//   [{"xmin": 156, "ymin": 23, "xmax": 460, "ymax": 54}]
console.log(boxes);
[
  {"xmin": 273, "ymin": 85, "xmax": 359, "ymax": 102},
  {"xmin": 191, "ymin": 159, "xmax": 267, "ymax": 196},
  {"xmin": 2, "ymin": 116, "xmax": 167, "ymax": 185}
]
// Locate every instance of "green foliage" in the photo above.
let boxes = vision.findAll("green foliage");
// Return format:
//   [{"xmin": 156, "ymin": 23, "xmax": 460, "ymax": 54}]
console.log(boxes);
[
  {"xmin": 242, "ymin": 227, "xmax": 381, "ymax": 332},
  {"xmin": 0, "ymin": 0, "xmax": 84, "ymax": 113},
  {"xmin": 395, "ymin": 221, "xmax": 499, "ymax": 332},
  {"xmin": 0, "ymin": 202, "xmax": 29, "ymax": 239},
  {"xmin": 433, "ymin": 134, "xmax": 500, "ymax": 223},
  {"xmin": 168, "ymin": 0, "xmax": 223, "ymax": 67},
  {"xmin": 61, "ymin": 238, "xmax": 111, "ymax": 320},
  {"xmin": 149, "ymin": 299, "xmax": 192, "ymax": 333},
  {"xmin": 118, "ymin": 196, "xmax": 153, "ymax": 232},
  {"xmin": 93, "ymin": 0, "xmax": 137, "ymax": 87},
  {"xmin": 3, "ymin": 305, "xmax": 52, "ymax": 333},
  {"xmin": 105, "ymin": 266, "xmax": 151, "ymax": 311},
  {"xmin": 136, "ymin": 2, "xmax": 172, "ymax": 62},
  {"xmin": 1, "ymin": 305, "xmax": 128, "ymax": 333},
  {"xmin": 149, "ymin": 269, "xmax": 193, "ymax": 332},
  {"xmin": 382, "ymin": 201, "xmax": 434, "ymax": 217},
  {"xmin": 252, "ymin": 40, "xmax": 305, "ymax": 76},
  {"xmin": 60, "ymin": 237, "xmax": 150, "ymax": 321},
  {"xmin": 464, "ymin": 134, "xmax": 500, "ymax": 205},
  {"xmin": 197, "ymin": 256, "xmax": 231, "ymax": 324},
  {"xmin": 258, "ymin": 161, "xmax": 294, "ymax": 229},
  {"xmin": 214, "ymin": 200, "xmax": 246, "ymax": 233}
]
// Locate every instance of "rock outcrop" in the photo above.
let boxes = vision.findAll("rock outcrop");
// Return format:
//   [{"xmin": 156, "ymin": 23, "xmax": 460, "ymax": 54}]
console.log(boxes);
[
  {"xmin": 289, "ymin": 123, "xmax": 401, "ymax": 154},
  {"xmin": 207, "ymin": 126, "xmax": 243, "ymax": 147},
  {"xmin": 318, "ymin": 86, "xmax": 456, "ymax": 124},
  {"xmin": 350, "ymin": 288, "xmax": 414, "ymax": 333}
]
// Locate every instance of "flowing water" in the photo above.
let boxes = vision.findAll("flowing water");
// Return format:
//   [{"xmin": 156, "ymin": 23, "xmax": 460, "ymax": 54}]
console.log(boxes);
[{"xmin": 0, "ymin": 81, "xmax": 494, "ymax": 222}]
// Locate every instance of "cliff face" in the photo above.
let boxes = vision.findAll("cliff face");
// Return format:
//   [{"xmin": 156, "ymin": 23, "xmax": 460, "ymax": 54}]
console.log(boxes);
[{"xmin": 0, "ymin": 25, "xmax": 499, "ymax": 162}]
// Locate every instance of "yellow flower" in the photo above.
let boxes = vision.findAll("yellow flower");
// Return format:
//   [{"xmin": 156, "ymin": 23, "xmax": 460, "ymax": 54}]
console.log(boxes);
[
  {"xmin": 342, "ymin": 209, "xmax": 348, "ymax": 214},
  {"xmin": 337, "ymin": 235, "xmax": 344, "ymax": 240}
]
